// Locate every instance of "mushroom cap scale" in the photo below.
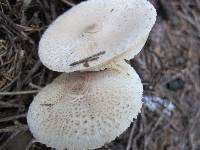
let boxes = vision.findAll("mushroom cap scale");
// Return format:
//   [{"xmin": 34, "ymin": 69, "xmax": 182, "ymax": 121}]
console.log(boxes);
[
  {"xmin": 27, "ymin": 66, "xmax": 143, "ymax": 150},
  {"xmin": 39, "ymin": 0, "xmax": 156, "ymax": 72}
]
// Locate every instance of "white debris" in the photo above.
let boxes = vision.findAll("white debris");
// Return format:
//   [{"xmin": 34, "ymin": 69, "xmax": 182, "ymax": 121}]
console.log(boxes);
[{"xmin": 143, "ymin": 96, "xmax": 175, "ymax": 115}]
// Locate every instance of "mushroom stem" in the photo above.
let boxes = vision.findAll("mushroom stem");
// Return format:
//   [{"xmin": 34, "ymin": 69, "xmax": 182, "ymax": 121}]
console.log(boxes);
[
  {"xmin": 96, "ymin": 58, "xmax": 132, "ymax": 73},
  {"xmin": 108, "ymin": 60, "xmax": 131, "ymax": 73}
]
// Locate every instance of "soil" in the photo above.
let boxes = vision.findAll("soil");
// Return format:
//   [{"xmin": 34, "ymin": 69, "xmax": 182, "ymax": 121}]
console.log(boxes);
[{"xmin": 0, "ymin": 0, "xmax": 200, "ymax": 150}]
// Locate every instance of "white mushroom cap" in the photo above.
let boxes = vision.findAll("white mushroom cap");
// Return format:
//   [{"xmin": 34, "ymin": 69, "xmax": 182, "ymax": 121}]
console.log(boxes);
[
  {"xmin": 39, "ymin": 0, "xmax": 156, "ymax": 72},
  {"xmin": 27, "ymin": 65, "xmax": 143, "ymax": 150}
]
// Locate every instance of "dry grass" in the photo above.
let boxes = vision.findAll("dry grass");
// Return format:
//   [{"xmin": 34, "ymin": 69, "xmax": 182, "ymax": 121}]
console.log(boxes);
[{"xmin": 0, "ymin": 0, "xmax": 200, "ymax": 150}]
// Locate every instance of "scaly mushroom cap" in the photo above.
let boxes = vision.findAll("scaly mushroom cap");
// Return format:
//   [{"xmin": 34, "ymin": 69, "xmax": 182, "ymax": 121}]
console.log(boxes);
[
  {"xmin": 27, "ymin": 66, "xmax": 143, "ymax": 150},
  {"xmin": 39, "ymin": 0, "xmax": 156, "ymax": 72}
]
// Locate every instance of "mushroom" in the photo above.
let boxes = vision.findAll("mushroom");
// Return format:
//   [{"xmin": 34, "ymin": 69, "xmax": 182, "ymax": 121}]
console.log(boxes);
[
  {"xmin": 27, "ymin": 65, "xmax": 143, "ymax": 150},
  {"xmin": 39, "ymin": 0, "xmax": 157, "ymax": 73},
  {"xmin": 27, "ymin": 0, "xmax": 157, "ymax": 149}
]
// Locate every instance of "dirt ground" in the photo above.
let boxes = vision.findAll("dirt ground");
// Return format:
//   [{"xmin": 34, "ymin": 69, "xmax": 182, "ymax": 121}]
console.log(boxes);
[{"xmin": 0, "ymin": 0, "xmax": 200, "ymax": 150}]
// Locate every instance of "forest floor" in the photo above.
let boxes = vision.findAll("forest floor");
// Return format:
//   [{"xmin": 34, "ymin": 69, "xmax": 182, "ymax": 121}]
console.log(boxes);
[{"xmin": 0, "ymin": 0, "xmax": 200, "ymax": 150}]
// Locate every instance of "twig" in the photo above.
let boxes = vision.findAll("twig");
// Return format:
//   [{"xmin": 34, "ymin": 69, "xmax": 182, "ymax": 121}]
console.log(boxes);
[
  {"xmin": 0, "ymin": 125, "xmax": 28, "ymax": 133},
  {"xmin": 0, "ymin": 90, "xmax": 39, "ymax": 96},
  {"xmin": 60, "ymin": 0, "xmax": 75, "ymax": 6},
  {"xmin": 0, "ymin": 113, "xmax": 27, "ymax": 123},
  {"xmin": 0, "ymin": 11, "xmax": 35, "ymax": 45},
  {"xmin": 125, "ymin": 59, "xmax": 131, "ymax": 65},
  {"xmin": 23, "ymin": 0, "xmax": 33, "ymax": 8},
  {"xmin": 0, "ymin": 126, "xmax": 19, "ymax": 133},
  {"xmin": 29, "ymin": 82, "xmax": 42, "ymax": 90},
  {"xmin": 0, "ymin": 75, "xmax": 19, "ymax": 92},
  {"xmin": 178, "ymin": 12, "xmax": 200, "ymax": 35},
  {"xmin": 0, "ymin": 101, "xmax": 24, "ymax": 108},
  {"xmin": 69, "ymin": 51, "xmax": 106, "ymax": 66},
  {"xmin": 26, "ymin": 139, "xmax": 38, "ymax": 150},
  {"xmin": 22, "ymin": 60, "xmax": 41, "ymax": 85},
  {"xmin": 83, "ymin": 57, "xmax": 99, "ymax": 67},
  {"xmin": 0, "ymin": 130, "xmax": 21, "ymax": 150},
  {"xmin": 126, "ymin": 122, "xmax": 137, "ymax": 150}
]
